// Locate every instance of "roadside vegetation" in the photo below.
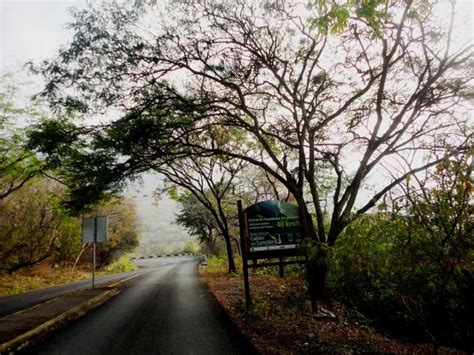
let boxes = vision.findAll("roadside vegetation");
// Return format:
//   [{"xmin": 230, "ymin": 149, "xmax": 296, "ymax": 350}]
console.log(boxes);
[
  {"xmin": 0, "ymin": 76, "xmax": 139, "ymax": 296},
  {"xmin": 197, "ymin": 155, "xmax": 473, "ymax": 351}
]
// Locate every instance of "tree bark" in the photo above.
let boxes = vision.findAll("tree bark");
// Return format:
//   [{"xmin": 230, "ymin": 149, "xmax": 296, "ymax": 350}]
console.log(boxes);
[
  {"xmin": 293, "ymin": 192, "xmax": 329, "ymax": 314},
  {"xmin": 223, "ymin": 231, "xmax": 237, "ymax": 273}
]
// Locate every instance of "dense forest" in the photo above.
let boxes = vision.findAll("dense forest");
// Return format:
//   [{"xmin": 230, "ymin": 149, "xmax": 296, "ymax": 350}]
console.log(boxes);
[{"xmin": 0, "ymin": 0, "xmax": 472, "ymax": 351}]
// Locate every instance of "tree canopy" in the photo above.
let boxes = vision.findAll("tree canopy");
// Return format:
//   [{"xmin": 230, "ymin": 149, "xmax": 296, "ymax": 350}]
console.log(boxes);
[{"xmin": 30, "ymin": 0, "xmax": 472, "ymax": 243}]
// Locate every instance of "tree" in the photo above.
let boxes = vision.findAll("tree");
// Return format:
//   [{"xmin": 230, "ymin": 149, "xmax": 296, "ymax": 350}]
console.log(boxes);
[
  {"xmin": 30, "ymin": 0, "xmax": 473, "ymax": 309},
  {"xmin": 90, "ymin": 197, "xmax": 140, "ymax": 267},
  {"xmin": 328, "ymin": 151, "xmax": 473, "ymax": 348},
  {"xmin": 175, "ymin": 192, "xmax": 220, "ymax": 257},
  {"xmin": 396, "ymin": 152, "xmax": 473, "ymax": 344},
  {"xmin": 236, "ymin": 165, "xmax": 293, "ymax": 205},
  {"xmin": 0, "ymin": 73, "xmax": 46, "ymax": 200},
  {"xmin": 160, "ymin": 156, "xmax": 246, "ymax": 273},
  {"xmin": 0, "ymin": 178, "xmax": 74, "ymax": 272}
]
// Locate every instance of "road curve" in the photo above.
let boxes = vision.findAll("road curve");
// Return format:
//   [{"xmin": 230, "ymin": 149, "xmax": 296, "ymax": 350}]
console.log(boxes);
[
  {"xmin": 0, "ymin": 266, "xmax": 152, "ymax": 317},
  {"xmin": 25, "ymin": 257, "xmax": 256, "ymax": 355}
]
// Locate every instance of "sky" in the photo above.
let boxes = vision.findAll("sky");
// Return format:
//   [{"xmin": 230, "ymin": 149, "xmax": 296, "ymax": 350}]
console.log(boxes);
[
  {"xmin": 0, "ymin": 0, "xmax": 86, "ymax": 71},
  {"xmin": 2, "ymin": 0, "xmax": 473, "ymax": 71}
]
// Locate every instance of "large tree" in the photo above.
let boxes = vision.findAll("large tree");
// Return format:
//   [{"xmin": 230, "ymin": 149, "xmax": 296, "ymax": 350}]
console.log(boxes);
[
  {"xmin": 30, "ymin": 0, "xmax": 473, "ymax": 308},
  {"xmin": 175, "ymin": 192, "xmax": 220, "ymax": 258}
]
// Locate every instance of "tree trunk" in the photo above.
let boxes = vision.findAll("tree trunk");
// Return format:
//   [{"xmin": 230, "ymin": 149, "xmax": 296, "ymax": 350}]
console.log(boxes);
[
  {"xmin": 294, "ymin": 193, "xmax": 328, "ymax": 314},
  {"xmin": 72, "ymin": 244, "xmax": 87, "ymax": 270},
  {"xmin": 223, "ymin": 231, "xmax": 237, "ymax": 273},
  {"xmin": 306, "ymin": 244, "xmax": 329, "ymax": 315},
  {"xmin": 294, "ymin": 193, "xmax": 316, "ymax": 242},
  {"xmin": 232, "ymin": 237, "xmax": 241, "ymax": 256}
]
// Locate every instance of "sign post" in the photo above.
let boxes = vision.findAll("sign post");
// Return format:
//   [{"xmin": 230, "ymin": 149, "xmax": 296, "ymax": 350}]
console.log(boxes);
[
  {"xmin": 238, "ymin": 200, "xmax": 306, "ymax": 311},
  {"xmin": 82, "ymin": 216, "xmax": 108, "ymax": 289},
  {"xmin": 93, "ymin": 231, "xmax": 96, "ymax": 289}
]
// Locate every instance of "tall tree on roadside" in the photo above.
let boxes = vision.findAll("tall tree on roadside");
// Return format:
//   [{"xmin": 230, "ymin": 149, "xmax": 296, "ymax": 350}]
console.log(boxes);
[{"xmin": 175, "ymin": 193, "xmax": 220, "ymax": 258}]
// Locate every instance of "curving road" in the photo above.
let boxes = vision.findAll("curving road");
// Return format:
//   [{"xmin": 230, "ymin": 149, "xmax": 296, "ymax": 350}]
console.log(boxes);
[
  {"xmin": 0, "ymin": 261, "xmax": 157, "ymax": 318},
  {"xmin": 23, "ymin": 257, "xmax": 256, "ymax": 354}
]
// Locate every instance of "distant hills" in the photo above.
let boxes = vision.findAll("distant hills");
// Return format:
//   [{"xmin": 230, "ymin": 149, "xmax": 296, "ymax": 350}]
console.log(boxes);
[{"xmin": 125, "ymin": 173, "xmax": 194, "ymax": 254}]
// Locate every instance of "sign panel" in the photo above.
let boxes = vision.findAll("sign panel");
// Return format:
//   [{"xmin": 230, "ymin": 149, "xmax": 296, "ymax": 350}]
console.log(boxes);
[
  {"xmin": 82, "ymin": 217, "xmax": 95, "ymax": 243},
  {"xmin": 81, "ymin": 216, "xmax": 108, "ymax": 243},
  {"xmin": 245, "ymin": 200, "xmax": 302, "ymax": 252},
  {"xmin": 96, "ymin": 216, "xmax": 108, "ymax": 242}
]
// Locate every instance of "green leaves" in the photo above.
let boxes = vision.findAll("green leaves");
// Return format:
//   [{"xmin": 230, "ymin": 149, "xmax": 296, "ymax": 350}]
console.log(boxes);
[
  {"xmin": 328, "ymin": 153, "xmax": 473, "ymax": 347},
  {"xmin": 308, "ymin": 0, "xmax": 389, "ymax": 34}
]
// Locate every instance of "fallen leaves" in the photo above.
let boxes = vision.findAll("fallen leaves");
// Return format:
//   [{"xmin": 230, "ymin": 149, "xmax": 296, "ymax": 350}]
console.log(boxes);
[{"xmin": 200, "ymin": 268, "xmax": 466, "ymax": 354}]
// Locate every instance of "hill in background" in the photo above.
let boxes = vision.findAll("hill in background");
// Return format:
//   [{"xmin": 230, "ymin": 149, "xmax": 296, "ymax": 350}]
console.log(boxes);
[{"xmin": 125, "ymin": 173, "xmax": 194, "ymax": 254}]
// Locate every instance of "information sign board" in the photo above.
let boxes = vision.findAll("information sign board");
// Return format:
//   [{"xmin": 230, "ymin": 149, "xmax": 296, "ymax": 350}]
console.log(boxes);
[
  {"xmin": 245, "ymin": 200, "xmax": 302, "ymax": 252},
  {"xmin": 238, "ymin": 200, "xmax": 306, "ymax": 310},
  {"xmin": 81, "ymin": 215, "xmax": 108, "ymax": 290}
]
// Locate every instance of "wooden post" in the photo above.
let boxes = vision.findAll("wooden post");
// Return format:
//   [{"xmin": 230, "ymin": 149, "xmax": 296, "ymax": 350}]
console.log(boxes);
[
  {"xmin": 279, "ymin": 257, "xmax": 284, "ymax": 278},
  {"xmin": 238, "ymin": 200, "xmax": 251, "ymax": 311}
]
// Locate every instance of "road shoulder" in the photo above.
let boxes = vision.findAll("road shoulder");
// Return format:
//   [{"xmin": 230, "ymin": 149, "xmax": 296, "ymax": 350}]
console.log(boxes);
[{"xmin": 0, "ymin": 288, "xmax": 120, "ymax": 354}]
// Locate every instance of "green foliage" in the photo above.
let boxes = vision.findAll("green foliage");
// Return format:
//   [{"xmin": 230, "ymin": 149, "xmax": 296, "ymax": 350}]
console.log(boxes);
[
  {"xmin": 309, "ymin": 0, "xmax": 389, "ymax": 34},
  {"xmin": 175, "ymin": 192, "xmax": 219, "ymax": 253},
  {"xmin": 206, "ymin": 255, "xmax": 229, "ymax": 272},
  {"xmin": 328, "ymin": 156, "xmax": 473, "ymax": 349},
  {"xmin": 92, "ymin": 197, "xmax": 140, "ymax": 266},
  {"xmin": 0, "ymin": 176, "xmax": 140, "ymax": 273},
  {"xmin": 203, "ymin": 254, "xmax": 242, "ymax": 274},
  {"xmin": 0, "ymin": 74, "xmax": 46, "ymax": 200},
  {"xmin": 0, "ymin": 178, "xmax": 78, "ymax": 272},
  {"xmin": 99, "ymin": 254, "xmax": 137, "ymax": 274},
  {"xmin": 181, "ymin": 240, "xmax": 201, "ymax": 254}
]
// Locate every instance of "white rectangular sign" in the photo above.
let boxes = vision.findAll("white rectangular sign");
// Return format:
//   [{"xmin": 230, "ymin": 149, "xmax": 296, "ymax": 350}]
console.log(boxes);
[
  {"xmin": 82, "ymin": 217, "xmax": 95, "ymax": 243},
  {"xmin": 96, "ymin": 216, "xmax": 108, "ymax": 242},
  {"xmin": 82, "ymin": 216, "xmax": 108, "ymax": 243}
]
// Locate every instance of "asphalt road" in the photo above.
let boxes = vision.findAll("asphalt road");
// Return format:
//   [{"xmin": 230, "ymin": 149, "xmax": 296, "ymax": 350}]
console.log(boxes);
[
  {"xmin": 0, "ymin": 264, "xmax": 151, "ymax": 318},
  {"xmin": 24, "ymin": 257, "xmax": 255, "ymax": 355}
]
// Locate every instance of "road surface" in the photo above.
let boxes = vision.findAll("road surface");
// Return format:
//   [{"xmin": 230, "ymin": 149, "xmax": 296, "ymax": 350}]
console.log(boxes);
[
  {"xmin": 0, "ymin": 260, "xmax": 158, "ymax": 317},
  {"xmin": 24, "ymin": 257, "xmax": 255, "ymax": 354}
]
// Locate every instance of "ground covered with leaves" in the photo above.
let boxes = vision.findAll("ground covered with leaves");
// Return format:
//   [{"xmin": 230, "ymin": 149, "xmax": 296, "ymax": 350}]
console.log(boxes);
[{"xmin": 200, "ymin": 268, "xmax": 466, "ymax": 354}]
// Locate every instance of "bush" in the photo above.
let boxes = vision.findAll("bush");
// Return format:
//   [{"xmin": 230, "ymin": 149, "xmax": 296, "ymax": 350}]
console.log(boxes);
[
  {"xmin": 99, "ymin": 254, "xmax": 137, "ymax": 274},
  {"xmin": 203, "ymin": 254, "xmax": 242, "ymax": 274},
  {"xmin": 328, "ymin": 212, "xmax": 473, "ymax": 350}
]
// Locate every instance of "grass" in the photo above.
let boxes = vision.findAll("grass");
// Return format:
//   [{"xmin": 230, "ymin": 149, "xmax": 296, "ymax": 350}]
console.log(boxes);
[
  {"xmin": 97, "ymin": 254, "xmax": 137, "ymax": 275},
  {"xmin": 0, "ymin": 254, "xmax": 137, "ymax": 297},
  {"xmin": 201, "ymin": 254, "xmax": 242, "ymax": 275},
  {"xmin": 0, "ymin": 266, "xmax": 90, "ymax": 297}
]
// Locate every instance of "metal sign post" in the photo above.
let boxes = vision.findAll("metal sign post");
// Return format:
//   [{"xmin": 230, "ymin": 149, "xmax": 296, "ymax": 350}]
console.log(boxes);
[
  {"xmin": 82, "ymin": 216, "xmax": 108, "ymax": 289},
  {"xmin": 93, "ymin": 218, "xmax": 96, "ymax": 289}
]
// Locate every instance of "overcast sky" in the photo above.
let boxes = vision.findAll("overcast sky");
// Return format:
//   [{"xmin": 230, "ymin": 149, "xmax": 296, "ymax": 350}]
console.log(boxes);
[
  {"xmin": 0, "ymin": 0, "xmax": 85, "ymax": 71},
  {"xmin": 0, "ymin": 0, "xmax": 472, "ymax": 247},
  {"xmin": 2, "ymin": 0, "xmax": 472, "ymax": 74}
]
